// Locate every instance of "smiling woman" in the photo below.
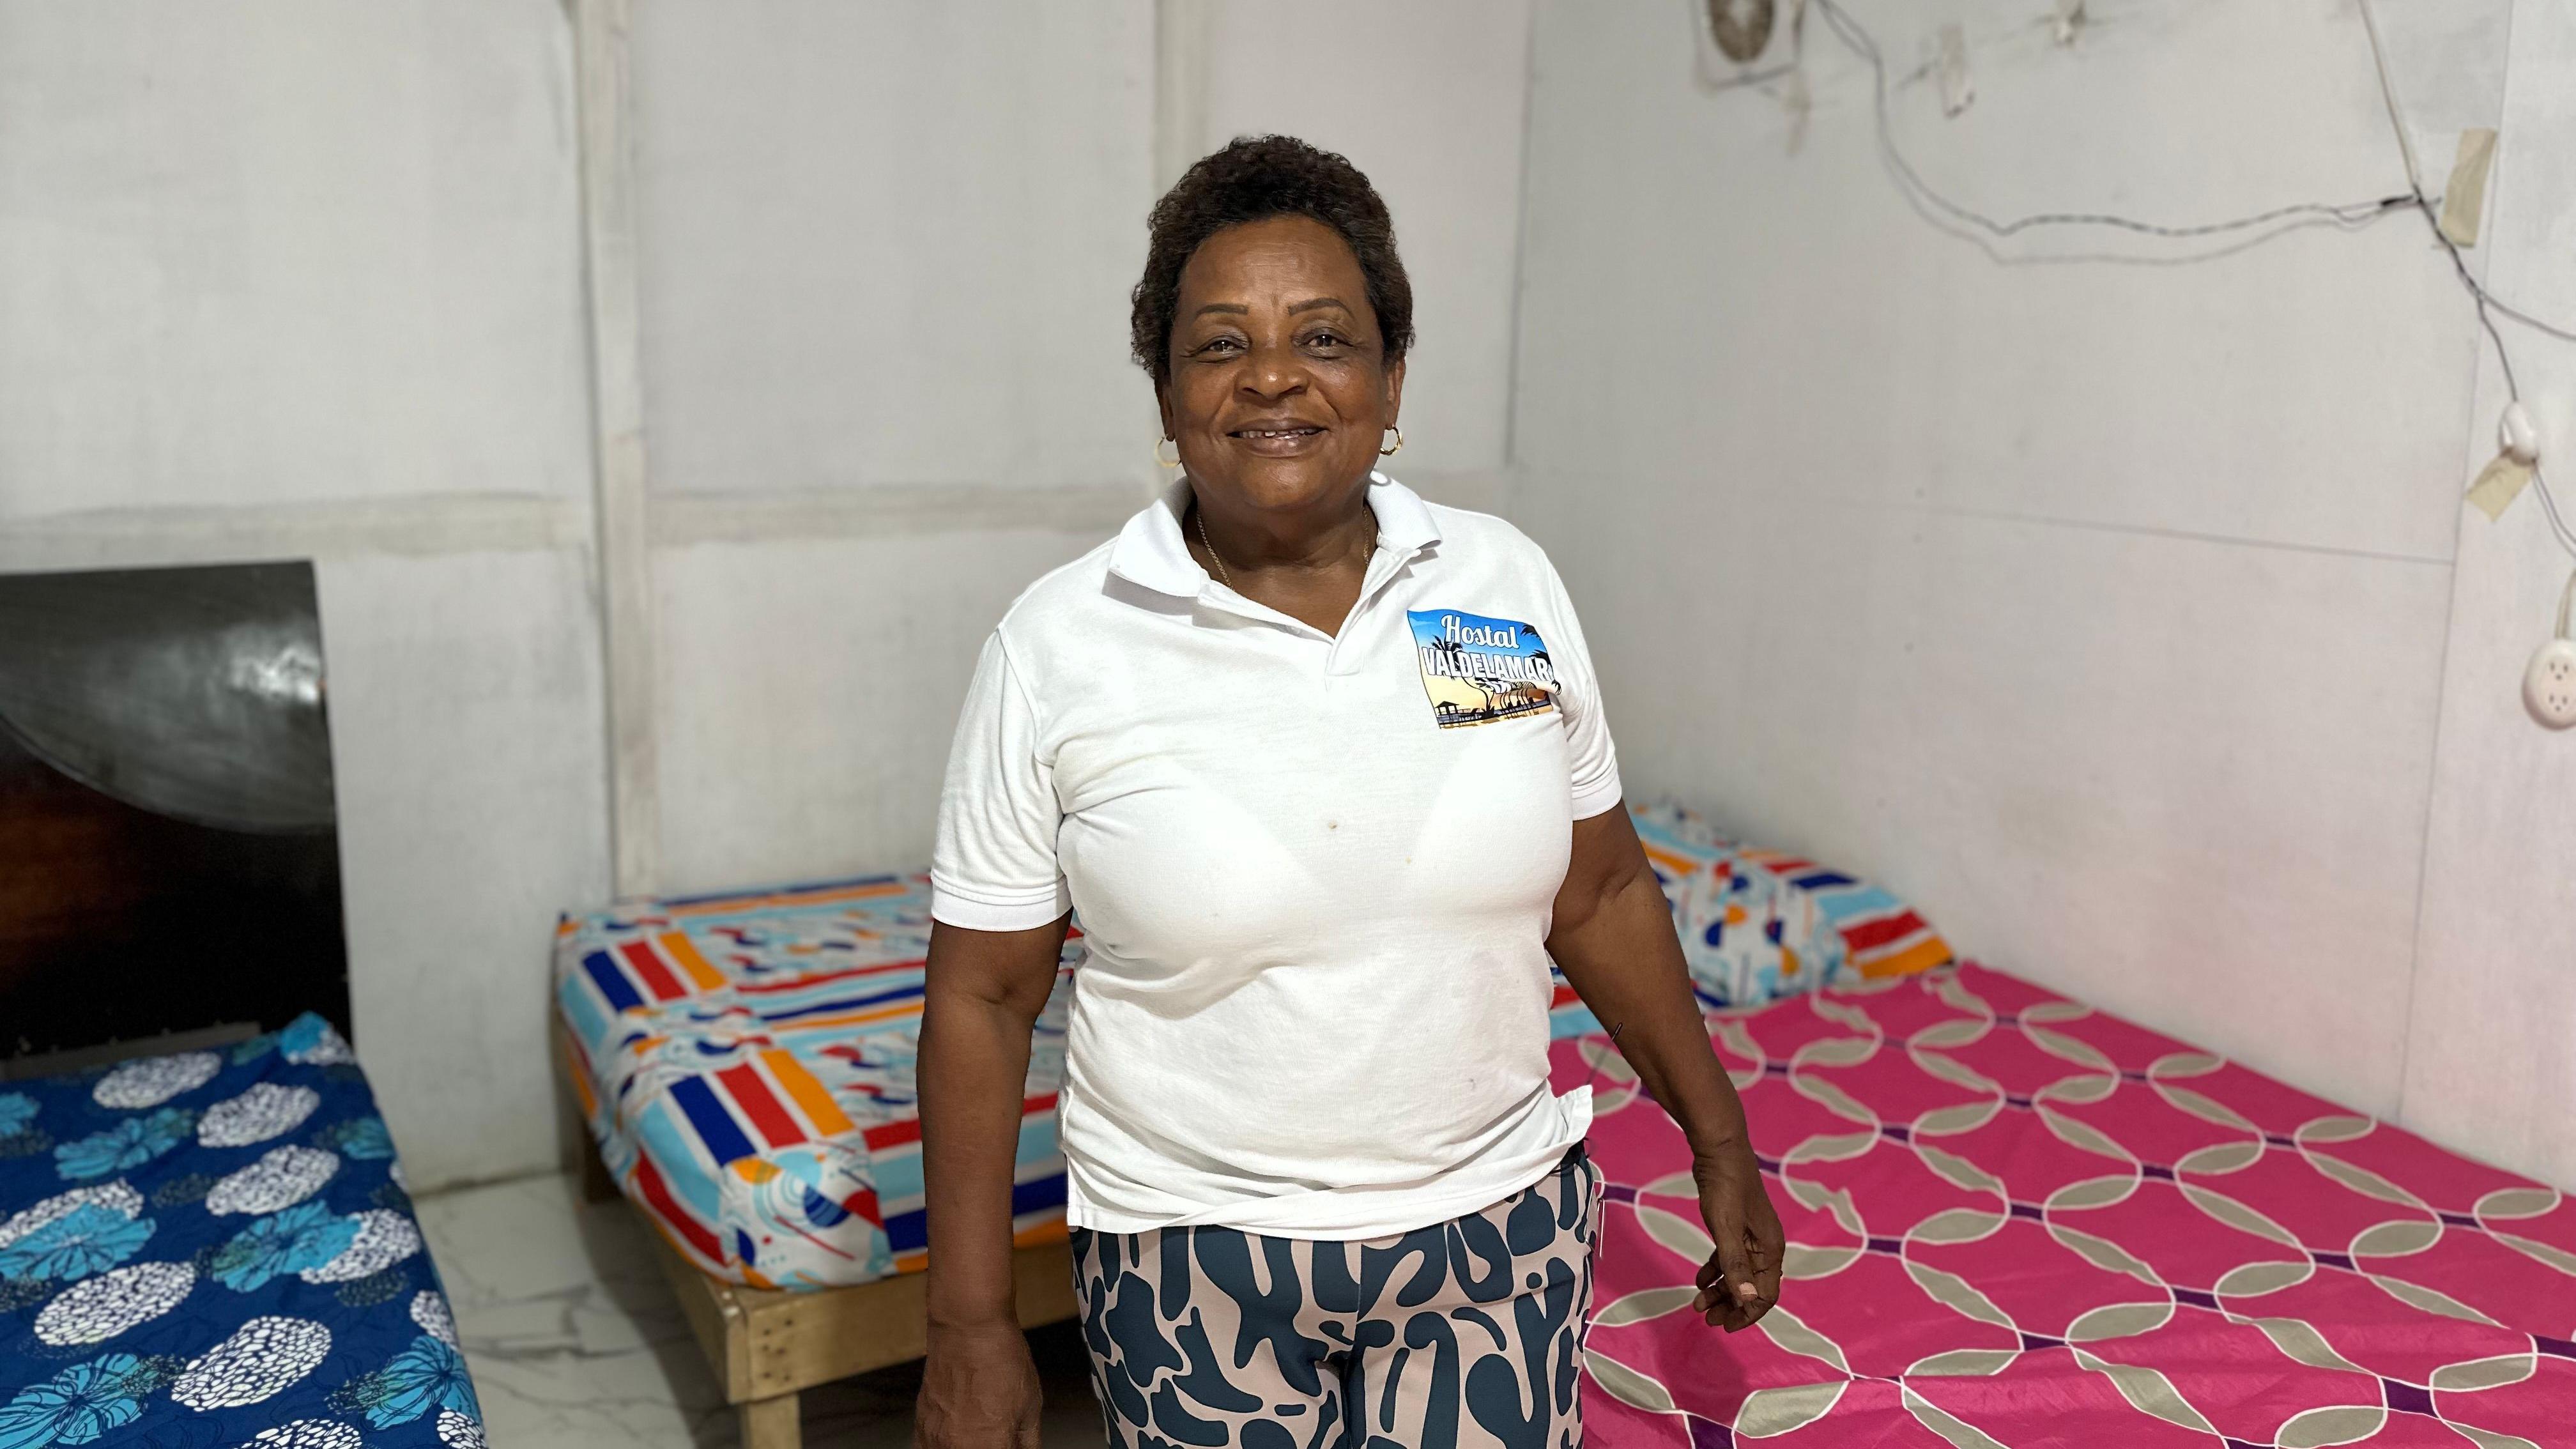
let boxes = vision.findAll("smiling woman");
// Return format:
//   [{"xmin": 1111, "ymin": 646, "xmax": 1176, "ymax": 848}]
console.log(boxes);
[{"xmin": 911, "ymin": 136, "xmax": 1782, "ymax": 1448}]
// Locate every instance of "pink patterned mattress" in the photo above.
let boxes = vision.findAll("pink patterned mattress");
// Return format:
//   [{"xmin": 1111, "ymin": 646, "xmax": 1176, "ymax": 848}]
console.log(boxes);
[{"xmin": 1552, "ymin": 963, "xmax": 2576, "ymax": 1447}]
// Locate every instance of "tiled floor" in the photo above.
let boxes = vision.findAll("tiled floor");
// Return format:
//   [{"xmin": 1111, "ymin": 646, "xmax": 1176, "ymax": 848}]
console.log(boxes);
[{"xmin": 413, "ymin": 1172, "xmax": 1105, "ymax": 1448}]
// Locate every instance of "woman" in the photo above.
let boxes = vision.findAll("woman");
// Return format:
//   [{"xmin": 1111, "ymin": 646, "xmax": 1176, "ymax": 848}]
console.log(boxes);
[{"xmin": 916, "ymin": 136, "xmax": 1781, "ymax": 1446}]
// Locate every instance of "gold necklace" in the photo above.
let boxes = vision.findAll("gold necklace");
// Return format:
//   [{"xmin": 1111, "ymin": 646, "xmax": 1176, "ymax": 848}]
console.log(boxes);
[{"xmin": 1193, "ymin": 504, "xmax": 1235, "ymax": 589}]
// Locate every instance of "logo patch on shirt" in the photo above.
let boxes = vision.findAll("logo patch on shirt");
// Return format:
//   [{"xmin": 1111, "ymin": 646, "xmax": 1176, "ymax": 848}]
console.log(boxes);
[{"xmin": 1407, "ymin": 609, "xmax": 1560, "ymax": 728}]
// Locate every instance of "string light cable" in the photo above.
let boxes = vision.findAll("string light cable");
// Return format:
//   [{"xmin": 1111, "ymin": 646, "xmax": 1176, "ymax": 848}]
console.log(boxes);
[{"xmin": 1782, "ymin": 0, "xmax": 2576, "ymax": 561}]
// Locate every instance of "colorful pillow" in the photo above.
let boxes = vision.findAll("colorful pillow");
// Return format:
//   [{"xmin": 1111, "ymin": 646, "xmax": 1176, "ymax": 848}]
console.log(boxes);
[{"xmin": 1627, "ymin": 801, "xmax": 1952, "ymax": 1006}]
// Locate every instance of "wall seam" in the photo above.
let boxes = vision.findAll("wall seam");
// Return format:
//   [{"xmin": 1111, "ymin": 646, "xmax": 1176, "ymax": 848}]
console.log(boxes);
[
  {"xmin": 572, "ymin": 0, "xmax": 661, "ymax": 898},
  {"xmin": 1152, "ymin": 0, "xmax": 1209, "ymax": 193},
  {"xmin": 1499, "ymin": 0, "xmax": 1545, "ymax": 514},
  {"xmin": 2388, "ymin": 0, "xmax": 2525, "ymax": 1133}
]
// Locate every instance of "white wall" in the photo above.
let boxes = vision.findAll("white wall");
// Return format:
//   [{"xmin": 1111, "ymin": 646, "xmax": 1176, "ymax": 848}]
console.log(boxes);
[
  {"xmin": 0, "ymin": 2, "xmax": 591, "ymax": 519},
  {"xmin": 648, "ymin": 525, "xmax": 1120, "ymax": 891},
  {"xmin": 0, "ymin": 0, "xmax": 606, "ymax": 1192},
  {"xmin": 1511, "ymin": 0, "xmax": 2574, "ymax": 1186},
  {"xmin": 631, "ymin": 3, "xmax": 1156, "ymax": 498},
  {"xmin": 319, "ymin": 550, "xmax": 608, "ymax": 1188},
  {"xmin": 624, "ymin": 1, "xmax": 1160, "ymax": 893}
]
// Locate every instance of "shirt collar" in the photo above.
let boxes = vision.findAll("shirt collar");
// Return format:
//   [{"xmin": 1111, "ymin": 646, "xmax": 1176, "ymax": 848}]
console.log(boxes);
[{"xmin": 1107, "ymin": 471, "xmax": 1443, "ymax": 599}]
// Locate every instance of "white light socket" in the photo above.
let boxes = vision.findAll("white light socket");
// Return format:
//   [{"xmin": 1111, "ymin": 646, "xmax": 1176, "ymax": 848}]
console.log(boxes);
[{"xmin": 2526, "ymin": 639, "xmax": 2576, "ymax": 729}]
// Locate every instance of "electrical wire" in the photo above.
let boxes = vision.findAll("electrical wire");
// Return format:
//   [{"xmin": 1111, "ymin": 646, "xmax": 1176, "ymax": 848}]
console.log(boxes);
[
  {"xmin": 2349, "ymin": 0, "xmax": 2576, "ymax": 348},
  {"xmin": 1807, "ymin": 0, "xmax": 2413, "ymax": 245},
  {"xmin": 2354, "ymin": 0, "xmax": 2425, "ymax": 196},
  {"xmin": 2352, "ymin": 0, "xmax": 2576, "ymax": 559},
  {"xmin": 1793, "ymin": 0, "xmax": 2576, "ymax": 562}
]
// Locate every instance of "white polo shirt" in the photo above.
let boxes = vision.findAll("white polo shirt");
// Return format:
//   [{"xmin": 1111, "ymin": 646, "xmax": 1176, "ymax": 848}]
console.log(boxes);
[{"xmin": 931, "ymin": 474, "xmax": 1621, "ymax": 1239}]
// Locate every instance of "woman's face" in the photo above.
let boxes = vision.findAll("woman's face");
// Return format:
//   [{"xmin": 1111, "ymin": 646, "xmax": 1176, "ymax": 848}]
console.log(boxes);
[{"xmin": 1160, "ymin": 215, "xmax": 1404, "ymax": 520}]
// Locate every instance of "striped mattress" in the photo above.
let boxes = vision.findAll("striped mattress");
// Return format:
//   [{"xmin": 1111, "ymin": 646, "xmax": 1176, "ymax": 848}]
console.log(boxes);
[
  {"xmin": 551, "ymin": 807, "xmax": 1929, "ymax": 1294},
  {"xmin": 552, "ymin": 873, "xmax": 1078, "ymax": 1291}
]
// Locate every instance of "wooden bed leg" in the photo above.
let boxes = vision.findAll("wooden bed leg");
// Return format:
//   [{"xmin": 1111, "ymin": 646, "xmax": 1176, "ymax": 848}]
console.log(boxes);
[
  {"xmin": 738, "ymin": 1392, "xmax": 800, "ymax": 1449},
  {"xmin": 576, "ymin": 1129, "xmax": 620, "ymax": 1204}
]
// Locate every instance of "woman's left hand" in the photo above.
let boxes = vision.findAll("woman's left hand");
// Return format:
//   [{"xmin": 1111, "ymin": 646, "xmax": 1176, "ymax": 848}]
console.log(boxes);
[{"xmin": 1689, "ymin": 1135, "xmax": 1784, "ymax": 1331}]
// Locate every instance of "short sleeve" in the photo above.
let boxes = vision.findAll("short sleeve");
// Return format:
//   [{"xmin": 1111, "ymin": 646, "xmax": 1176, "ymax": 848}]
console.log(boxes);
[
  {"xmin": 1542, "ymin": 563, "xmax": 1625, "ymax": 820},
  {"xmin": 931, "ymin": 632, "xmax": 1072, "ymax": 930}
]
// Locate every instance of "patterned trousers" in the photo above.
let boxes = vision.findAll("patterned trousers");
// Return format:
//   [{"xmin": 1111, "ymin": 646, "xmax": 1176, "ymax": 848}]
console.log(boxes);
[{"xmin": 1068, "ymin": 1146, "xmax": 1602, "ymax": 1449}]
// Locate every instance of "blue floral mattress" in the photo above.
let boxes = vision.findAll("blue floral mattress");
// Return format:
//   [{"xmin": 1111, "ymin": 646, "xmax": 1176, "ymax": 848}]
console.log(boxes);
[{"xmin": 0, "ymin": 1015, "xmax": 483, "ymax": 1449}]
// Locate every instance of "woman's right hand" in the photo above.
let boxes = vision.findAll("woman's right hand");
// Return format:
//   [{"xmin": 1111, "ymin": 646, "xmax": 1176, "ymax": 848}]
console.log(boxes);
[{"xmin": 914, "ymin": 1320, "xmax": 1043, "ymax": 1449}]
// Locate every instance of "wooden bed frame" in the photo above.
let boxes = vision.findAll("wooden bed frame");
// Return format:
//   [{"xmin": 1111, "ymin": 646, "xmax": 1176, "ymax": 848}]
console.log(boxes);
[{"xmin": 579, "ymin": 1138, "xmax": 1078, "ymax": 1448}]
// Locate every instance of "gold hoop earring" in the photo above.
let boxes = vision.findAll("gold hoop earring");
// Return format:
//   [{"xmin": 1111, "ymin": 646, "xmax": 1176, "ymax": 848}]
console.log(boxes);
[
  {"xmin": 1379, "ymin": 425, "xmax": 1404, "ymax": 457},
  {"xmin": 1154, "ymin": 436, "xmax": 1181, "ymax": 468}
]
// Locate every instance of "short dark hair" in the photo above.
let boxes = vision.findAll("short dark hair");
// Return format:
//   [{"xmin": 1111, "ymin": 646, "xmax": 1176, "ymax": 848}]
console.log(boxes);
[{"xmin": 1130, "ymin": 135, "xmax": 1414, "ymax": 388}]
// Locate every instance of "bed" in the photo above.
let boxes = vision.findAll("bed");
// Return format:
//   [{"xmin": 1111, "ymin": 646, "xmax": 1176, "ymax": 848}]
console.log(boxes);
[
  {"xmin": 556, "ymin": 846, "xmax": 2576, "ymax": 1447},
  {"xmin": 552, "ymin": 871, "xmax": 1084, "ymax": 1448},
  {"xmin": 0, "ymin": 1014, "xmax": 485, "ymax": 1449},
  {"xmin": 1558, "ymin": 962, "xmax": 2576, "ymax": 1447},
  {"xmin": 553, "ymin": 872, "xmax": 1079, "ymax": 1292}
]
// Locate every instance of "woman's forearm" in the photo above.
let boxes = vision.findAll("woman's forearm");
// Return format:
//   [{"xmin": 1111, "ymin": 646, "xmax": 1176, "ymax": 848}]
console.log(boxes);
[
  {"xmin": 1550, "ymin": 855, "xmax": 1751, "ymax": 1158},
  {"xmin": 917, "ymin": 917, "xmax": 1066, "ymax": 1330}
]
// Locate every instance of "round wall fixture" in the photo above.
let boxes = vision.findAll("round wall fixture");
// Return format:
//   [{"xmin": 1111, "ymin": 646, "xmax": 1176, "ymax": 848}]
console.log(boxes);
[{"xmin": 1709, "ymin": 0, "xmax": 1776, "ymax": 63}]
